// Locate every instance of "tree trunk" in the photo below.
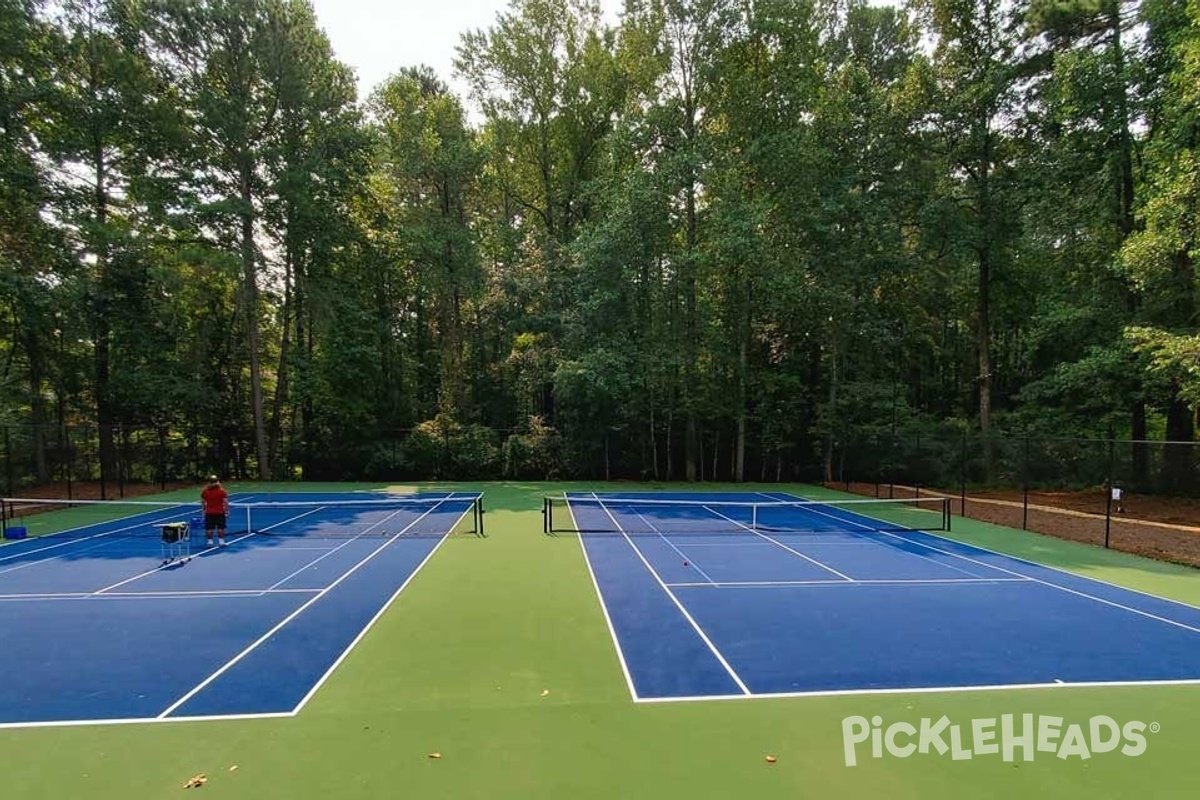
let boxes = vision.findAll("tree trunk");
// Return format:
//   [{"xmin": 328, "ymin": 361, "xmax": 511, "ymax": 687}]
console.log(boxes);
[
  {"xmin": 649, "ymin": 403, "xmax": 658, "ymax": 481},
  {"xmin": 683, "ymin": 201, "xmax": 698, "ymax": 481},
  {"xmin": 268, "ymin": 245, "xmax": 293, "ymax": 473},
  {"xmin": 666, "ymin": 408, "xmax": 673, "ymax": 481},
  {"xmin": 239, "ymin": 156, "xmax": 271, "ymax": 481},
  {"xmin": 711, "ymin": 429, "xmax": 719, "ymax": 482},
  {"xmin": 1130, "ymin": 400, "xmax": 1148, "ymax": 483},
  {"xmin": 977, "ymin": 129, "xmax": 994, "ymax": 480},
  {"xmin": 1163, "ymin": 395, "xmax": 1195, "ymax": 491},
  {"xmin": 735, "ymin": 333, "xmax": 747, "ymax": 482},
  {"xmin": 1110, "ymin": 8, "xmax": 1148, "ymax": 485},
  {"xmin": 26, "ymin": 337, "xmax": 48, "ymax": 483},
  {"xmin": 91, "ymin": 110, "xmax": 116, "ymax": 496},
  {"xmin": 823, "ymin": 343, "xmax": 839, "ymax": 483}
]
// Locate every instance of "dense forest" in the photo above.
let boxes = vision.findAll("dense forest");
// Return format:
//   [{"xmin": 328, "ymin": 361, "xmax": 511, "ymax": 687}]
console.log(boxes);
[{"xmin": 1, "ymin": 0, "xmax": 1198, "ymax": 486}]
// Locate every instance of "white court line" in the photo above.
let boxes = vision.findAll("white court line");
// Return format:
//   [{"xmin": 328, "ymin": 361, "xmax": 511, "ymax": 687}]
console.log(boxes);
[
  {"xmin": 267, "ymin": 492, "xmax": 463, "ymax": 594},
  {"xmin": 665, "ymin": 577, "xmax": 1033, "ymax": 588},
  {"xmin": 702, "ymin": 505, "xmax": 855, "ymax": 582},
  {"xmin": 289, "ymin": 499, "xmax": 474, "ymax": 715},
  {"xmin": 568, "ymin": 495, "xmax": 641, "ymax": 703},
  {"xmin": 155, "ymin": 500, "xmax": 446, "ymax": 719},
  {"xmin": 768, "ymin": 491, "xmax": 1200, "ymax": 637},
  {"xmin": 91, "ymin": 505, "xmax": 328, "ymax": 595},
  {"xmin": 0, "ymin": 588, "xmax": 321, "ymax": 601},
  {"xmin": 632, "ymin": 510, "xmax": 717, "ymax": 585},
  {"xmin": 633, "ymin": 677, "xmax": 1200, "ymax": 704},
  {"xmin": 592, "ymin": 493, "xmax": 752, "ymax": 696},
  {"xmin": 250, "ymin": 546, "xmax": 338, "ymax": 551},
  {"xmin": 0, "ymin": 710, "xmax": 296, "ymax": 731},
  {"xmin": 755, "ymin": 492, "xmax": 984, "ymax": 579}
]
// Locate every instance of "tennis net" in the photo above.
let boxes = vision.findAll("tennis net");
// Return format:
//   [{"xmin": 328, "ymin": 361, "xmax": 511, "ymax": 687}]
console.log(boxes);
[
  {"xmin": 543, "ymin": 495, "xmax": 950, "ymax": 536},
  {"xmin": 1, "ymin": 495, "xmax": 484, "ymax": 541}
]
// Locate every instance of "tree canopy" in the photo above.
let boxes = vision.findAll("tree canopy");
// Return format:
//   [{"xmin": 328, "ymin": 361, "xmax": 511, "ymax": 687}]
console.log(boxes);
[{"xmin": 1, "ymin": 0, "xmax": 1197, "ymax": 486}]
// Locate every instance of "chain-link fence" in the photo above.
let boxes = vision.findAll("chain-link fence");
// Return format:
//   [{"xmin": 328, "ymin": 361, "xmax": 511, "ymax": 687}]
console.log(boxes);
[
  {"xmin": 829, "ymin": 428, "xmax": 1200, "ymax": 566},
  {"xmin": 0, "ymin": 423, "xmax": 226, "ymax": 500},
  {"xmin": 6, "ymin": 420, "xmax": 1198, "ymax": 566}
]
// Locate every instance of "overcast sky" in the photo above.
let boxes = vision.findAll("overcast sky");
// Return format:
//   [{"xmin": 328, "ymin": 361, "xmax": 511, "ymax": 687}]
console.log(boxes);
[{"xmin": 308, "ymin": 0, "xmax": 623, "ymax": 105}]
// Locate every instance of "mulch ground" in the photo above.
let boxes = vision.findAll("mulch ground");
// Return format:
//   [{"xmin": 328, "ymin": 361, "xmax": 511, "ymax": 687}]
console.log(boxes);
[{"xmin": 837, "ymin": 481, "xmax": 1200, "ymax": 570}]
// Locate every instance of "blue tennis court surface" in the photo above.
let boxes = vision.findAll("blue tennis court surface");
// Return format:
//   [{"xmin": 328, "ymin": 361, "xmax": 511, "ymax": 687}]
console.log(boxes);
[
  {"xmin": 0, "ymin": 492, "xmax": 476, "ymax": 727},
  {"xmin": 569, "ymin": 491, "xmax": 1200, "ymax": 701}
]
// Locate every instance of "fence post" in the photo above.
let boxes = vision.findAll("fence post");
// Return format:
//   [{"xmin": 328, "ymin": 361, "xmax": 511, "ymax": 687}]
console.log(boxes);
[
  {"xmin": 117, "ymin": 424, "xmax": 126, "ymax": 499},
  {"xmin": 888, "ymin": 433, "xmax": 895, "ymax": 499},
  {"xmin": 3, "ymin": 426, "xmax": 12, "ymax": 496},
  {"xmin": 914, "ymin": 430, "xmax": 921, "ymax": 499},
  {"xmin": 100, "ymin": 424, "xmax": 109, "ymax": 500},
  {"xmin": 65, "ymin": 425, "xmax": 74, "ymax": 500},
  {"xmin": 960, "ymin": 427, "xmax": 968, "ymax": 517},
  {"xmin": 158, "ymin": 425, "xmax": 168, "ymax": 492},
  {"xmin": 1022, "ymin": 435, "xmax": 1030, "ymax": 530},
  {"xmin": 874, "ymin": 434, "xmax": 881, "ymax": 498},
  {"xmin": 1104, "ymin": 438, "xmax": 1115, "ymax": 548}
]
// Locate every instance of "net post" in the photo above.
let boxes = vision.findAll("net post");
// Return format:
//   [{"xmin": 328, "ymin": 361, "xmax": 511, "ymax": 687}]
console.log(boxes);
[
  {"xmin": 752, "ymin": 503, "xmax": 758, "ymax": 531},
  {"xmin": 542, "ymin": 497, "xmax": 549, "ymax": 535},
  {"xmin": 246, "ymin": 503, "xmax": 252, "ymax": 536}
]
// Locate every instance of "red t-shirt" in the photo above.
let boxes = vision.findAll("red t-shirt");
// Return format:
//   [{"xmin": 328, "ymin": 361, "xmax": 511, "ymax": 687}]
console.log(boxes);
[{"xmin": 201, "ymin": 485, "xmax": 228, "ymax": 514}]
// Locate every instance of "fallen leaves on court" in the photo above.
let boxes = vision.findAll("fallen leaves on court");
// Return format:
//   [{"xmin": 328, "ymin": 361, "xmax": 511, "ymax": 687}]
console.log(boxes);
[{"xmin": 183, "ymin": 773, "xmax": 207, "ymax": 788}]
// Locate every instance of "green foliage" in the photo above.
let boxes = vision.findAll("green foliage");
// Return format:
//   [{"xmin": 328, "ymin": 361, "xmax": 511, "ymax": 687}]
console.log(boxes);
[
  {"xmin": 3, "ymin": 0, "xmax": 1200, "ymax": 489},
  {"xmin": 1126, "ymin": 327, "xmax": 1200, "ymax": 406},
  {"xmin": 400, "ymin": 415, "xmax": 501, "ymax": 480},
  {"xmin": 502, "ymin": 416, "xmax": 563, "ymax": 479}
]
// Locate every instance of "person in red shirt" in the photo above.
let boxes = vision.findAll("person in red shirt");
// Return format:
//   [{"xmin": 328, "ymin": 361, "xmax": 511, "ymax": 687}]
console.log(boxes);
[{"xmin": 200, "ymin": 476, "xmax": 229, "ymax": 547}]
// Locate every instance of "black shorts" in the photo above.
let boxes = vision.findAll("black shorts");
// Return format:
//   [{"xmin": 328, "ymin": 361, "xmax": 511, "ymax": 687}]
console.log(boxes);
[{"xmin": 204, "ymin": 513, "xmax": 227, "ymax": 531}]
